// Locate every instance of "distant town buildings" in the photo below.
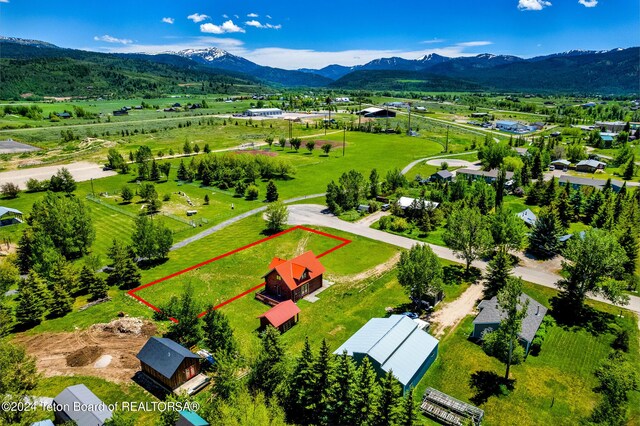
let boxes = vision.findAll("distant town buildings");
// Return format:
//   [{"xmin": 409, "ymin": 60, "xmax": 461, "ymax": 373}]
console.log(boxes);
[{"xmin": 244, "ymin": 108, "xmax": 283, "ymax": 117}]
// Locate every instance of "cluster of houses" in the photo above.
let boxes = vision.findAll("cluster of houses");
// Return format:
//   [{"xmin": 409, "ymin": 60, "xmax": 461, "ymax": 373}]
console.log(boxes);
[{"xmin": 28, "ymin": 230, "xmax": 555, "ymax": 425}]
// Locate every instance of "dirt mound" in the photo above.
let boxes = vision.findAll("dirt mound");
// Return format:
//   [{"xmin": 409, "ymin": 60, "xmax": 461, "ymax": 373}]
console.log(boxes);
[
  {"xmin": 91, "ymin": 317, "xmax": 155, "ymax": 336},
  {"xmin": 66, "ymin": 346, "xmax": 104, "ymax": 367}
]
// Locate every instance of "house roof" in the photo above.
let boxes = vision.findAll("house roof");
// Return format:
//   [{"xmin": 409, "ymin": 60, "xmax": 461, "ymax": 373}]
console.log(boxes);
[
  {"xmin": 334, "ymin": 315, "xmax": 439, "ymax": 387},
  {"xmin": 558, "ymin": 175, "xmax": 624, "ymax": 189},
  {"xmin": 136, "ymin": 337, "xmax": 200, "ymax": 379},
  {"xmin": 0, "ymin": 206, "xmax": 22, "ymax": 217},
  {"xmin": 550, "ymin": 159, "xmax": 571, "ymax": 166},
  {"xmin": 246, "ymin": 108, "xmax": 282, "ymax": 113},
  {"xmin": 53, "ymin": 384, "xmax": 112, "ymax": 425},
  {"xmin": 513, "ymin": 147, "xmax": 529, "ymax": 155},
  {"xmin": 497, "ymin": 120, "xmax": 518, "ymax": 126},
  {"xmin": 264, "ymin": 251, "xmax": 325, "ymax": 291},
  {"xmin": 31, "ymin": 421, "xmax": 55, "ymax": 426},
  {"xmin": 397, "ymin": 196, "xmax": 439, "ymax": 210},
  {"xmin": 473, "ymin": 293, "xmax": 547, "ymax": 343},
  {"xmin": 258, "ymin": 300, "xmax": 301, "ymax": 328},
  {"xmin": 432, "ymin": 170, "xmax": 453, "ymax": 179},
  {"xmin": 516, "ymin": 209, "xmax": 537, "ymax": 226},
  {"xmin": 456, "ymin": 168, "xmax": 514, "ymax": 179},
  {"xmin": 576, "ymin": 159, "xmax": 606, "ymax": 168},
  {"xmin": 177, "ymin": 410, "xmax": 209, "ymax": 426}
]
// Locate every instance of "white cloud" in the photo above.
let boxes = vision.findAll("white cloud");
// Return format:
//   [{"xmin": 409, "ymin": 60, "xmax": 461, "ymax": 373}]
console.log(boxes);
[
  {"xmin": 421, "ymin": 39, "xmax": 445, "ymax": 44},
  {"xmin": 93, "ymin": 35, "xmax": 132, "ymax": 44},
  {"xmin": 246, "ymin": 20, "xmax": 282, "ymax": 29},
  {"xmin": 162, "ymin": 17, "xmax": 174, "ymax": 24},
  {"xmin": 0, "ymin": 0, "xmax": 9, "ymax": 3},
  {"xmin": 234, "ymin": 14, "xmax": 239, "ymax": 19},
  {"xmin": 247, "ymin": 13, "xmax": 259, "ymax": 18},
  {"xmin": 222, "ymin": 14, "xmax": 229, "ymax": 18},
  {"xmin": 187, "ymin": 13, "xmax": 210, "ymax": 23},
  {"xmin": 266, "ymin": 15, "xmax": 272, "ymax": 19},
  {"xmin": 456, "ymin": 41, "xmax": 492, "ymax": 47},
  {"xmin": 578, "ymin": 0, "xmax": 598, "ymax": 7},
  {"xmin": 517, "ymin": 0, "xmax": 551, "ymax": 10},
  {"xmin": 200, "ymin": 20, "xmax": 245, "ymax": 34}
]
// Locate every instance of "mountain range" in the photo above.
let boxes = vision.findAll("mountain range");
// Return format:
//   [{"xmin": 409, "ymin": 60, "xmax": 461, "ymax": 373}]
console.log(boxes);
[{"xmin": 1, "ymin": 36, "xmax": 638, "ymax": 96}]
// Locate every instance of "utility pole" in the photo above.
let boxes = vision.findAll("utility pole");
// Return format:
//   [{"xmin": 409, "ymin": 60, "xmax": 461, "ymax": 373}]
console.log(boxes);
[
  {"xmin": 445, "ymin": 126, "xmax": 450, "ymax": 152},
  {"xmin": 407, "ymin": 102, "xmax": 412, "ymax": 135},
  {"xmin": 358, "ymin": 96, "xmax": 362, "ymax": 130},
  {"xmin": 343, "ymin": 126, "xmax": 346, "ymax": 157},
  {"xmin": 90, "ymin": 178, "xmax": 95, "ymax": 197}
]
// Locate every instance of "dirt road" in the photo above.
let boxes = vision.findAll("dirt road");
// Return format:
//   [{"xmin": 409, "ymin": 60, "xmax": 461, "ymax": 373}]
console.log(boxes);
[
  {"xmin": 0, "ymin": 161, "xmax": 116, "ymax": 189},
  {"xmin": 430, "ymin": 284, "xmax": 485, "ymax": 337}
]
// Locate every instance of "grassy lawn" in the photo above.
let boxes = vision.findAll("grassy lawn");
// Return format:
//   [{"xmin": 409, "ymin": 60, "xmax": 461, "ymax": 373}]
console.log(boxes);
[
  {"xmin": 416, "ymin": 282, "xmax": 640, "ymax": 426},
  {"xmin": 34, "ymin": 375, "xmax": 160, "ymax": 425},
  {"xmin": 133, "ymin": 227, "xmax": 347, "ymax": 315}
]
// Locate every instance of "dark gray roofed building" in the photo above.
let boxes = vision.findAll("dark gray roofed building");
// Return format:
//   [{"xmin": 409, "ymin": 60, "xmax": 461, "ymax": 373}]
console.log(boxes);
[
  {"xmin": 430, "ymin": 170, "xmax": 453, "ymax": 182},
  {"xmin": 558, "ymin": 175, "xmax": 624, "ymax": 192},
  {"xmin": 575, "ymin": 159, "xmax": 607, "ymax": 173},
  {"xmin": 136, "ymin": 337, "xmax": 202, "ymax": 391},
  {"xmin": 472, "ymin": 293, "xmax": 547, "ymax": 353},
  {"xmin": 456, "ymin": 168, "xmax": 514, "ymax": 183},
  {"xmin": 53, "ymin": 384, "xmax": 112, "ymax": 426}
]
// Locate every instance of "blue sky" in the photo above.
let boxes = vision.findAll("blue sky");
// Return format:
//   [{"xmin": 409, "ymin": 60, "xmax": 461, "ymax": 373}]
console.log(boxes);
[{"xmin": 1, "ymin": 0, "xmax": 638, "ymax": 69}]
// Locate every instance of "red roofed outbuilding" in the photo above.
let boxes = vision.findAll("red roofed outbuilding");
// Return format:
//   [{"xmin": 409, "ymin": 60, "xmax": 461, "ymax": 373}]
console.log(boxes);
[
  {"xmin": 261, "ymin": 251, "xmax": 325, "ymax": 303},
  {"xmin": 258, "ymin": 300, "xmax": 301, "ymax": 333}
]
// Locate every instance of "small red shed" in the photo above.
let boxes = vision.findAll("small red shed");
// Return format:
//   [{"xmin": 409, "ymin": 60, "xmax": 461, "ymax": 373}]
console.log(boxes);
[{"xmin": 258, "ymin": 300, "xmax": 301, "ymax": 333}]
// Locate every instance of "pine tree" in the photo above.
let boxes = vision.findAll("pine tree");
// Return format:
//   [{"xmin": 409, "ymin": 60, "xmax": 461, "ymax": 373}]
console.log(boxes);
[
  {"xmin": 331, "ymin": 351, "xmax": 358, "ymax": 425},
  {"xmin": 288, "ymin": 337, "xmax": 316, "ymax": 424},
  {"xmin": 176, "ymin": 160, "xmax": 188, "ymax": 181},
  {"xmin": 164, "ymin": 284, "xmax": 203, "ymax": 347},
  {"xmin": 354, "ymin": 357, "xmax": 379, "ymax": 426},
  {"xmin": 202, "ymin": 307, "xmax": 237, "ymax": 356},
  {"xmin": 400, "ymin": 387, "xmax": 418, "ymax": 426},
  {"xmin": 0, "ymin": 300, "xmax": 14, "ymax": 338},
  {"xmin": 120, "ymin": 256, "xmax": 141, "ymax": 290},
  {"xmin": 79, "ymin": 265, "xmax": 97, "ymax": 296},
  {"xmin": 541, "ymin": 177, "xmax": 557, "ymax": 206},
  {"xmin": 248, "ymin": 326, "xmax": 286, "ymax": 398},
  {"xmin": 49, "ymin": 258, "xmax": 79, "ymax": 296},
  {"xmin": 528, "ymin": 207, "xmax": 565, "ymax": 259},
  {"xmin": 618, "ymin": 226, "xmax": 639, "ymax": 275},
  {"xmin": 485, "ymin": 248, "xmax": 514, "ymax": 297},
  {"xmin": 49, "ymin": 282, "xmax": 72, "ymax": 318},
  {"xmin": 312, "ymin": 339, "xmax": 335, "ymax": 424},
  {"xmin": 266, "ymin": 180, "xmax": 279, "ymax": 202},
  {"xmin": 623, "ymin": 155, "xmax": 635, "ymax": 181},
  {"xmin": 15, "ymin": 272, "xmax": 48, "ymax": 327},
  {"xmin": 376, "ymin": 370, "xmax": 402, "ymax": 426},
  {"xmin": 90, "ymin": 275, "xmax": 109, "ymax": 300},
  {"xmin": 150, "ymin": 160, "xmax": 160, "ymax": 181},
  {"xmin": 369, "ymin": 168, "xmax": 380, "ymax": 199}
]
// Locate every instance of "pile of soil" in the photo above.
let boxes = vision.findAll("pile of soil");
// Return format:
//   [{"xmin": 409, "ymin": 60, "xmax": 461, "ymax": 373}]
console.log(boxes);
[
  {"xmin": 91, "ymin": 317, "xmax": 156, "ymax": 336},
  {"xmin": 66, "ymin": 346, "xmax": 103, "ymax": 367}
]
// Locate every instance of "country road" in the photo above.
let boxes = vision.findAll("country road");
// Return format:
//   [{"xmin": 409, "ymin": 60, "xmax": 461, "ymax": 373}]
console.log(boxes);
[{"xmin": 286, "ymin": 203, "xmax": 640, "ymax": 320}]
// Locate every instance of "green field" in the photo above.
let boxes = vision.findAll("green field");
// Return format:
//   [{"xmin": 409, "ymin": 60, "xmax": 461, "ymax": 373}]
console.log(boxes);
[
  {"xmin": 418, "ymin": 283, "xmax": 640, "ymax": 426},
  {"xmin": 133, "ymin": 227, "xmax": 345, "ymax": 315}
]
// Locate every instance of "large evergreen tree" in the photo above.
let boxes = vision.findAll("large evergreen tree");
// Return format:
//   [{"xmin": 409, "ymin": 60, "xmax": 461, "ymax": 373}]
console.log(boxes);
[
  {"xmin": 202, "ymin": 307, "xmax": 237, "ymax": 357},
  {"xmin": 287, "ymin": 337, "xmax": 316, "ymax": 424},
  {"xmin": 528, "ymin": 207, "xmax": 564, "ymax": 259},
  {"xmin": 163, "ymin": 284, "xmax": 203, "ymax": 347},
  {"xmin": 49, "ymin": 282, "xmax": 72, "ymax": 318},
  {"xmin": 331, "ymin": 351, "xmax": 358, "ymax": 425},
  {"xmin": 376, "ymin": 370, "xmax": 402, "ymax": 426},
  {"xmin": 266, "ymin": 180, "xmax": 279, "ymax": 202},
  {"xmin": 249, "ymin": 326, "xmax": 287, "ymax": 399},
  {"xmin": 15, "ymin": 271, "xmax": 49, "ymax": 327},
  {"xmin": 311, "ymin": 339, "xmax": 335, "ymax": 425}
]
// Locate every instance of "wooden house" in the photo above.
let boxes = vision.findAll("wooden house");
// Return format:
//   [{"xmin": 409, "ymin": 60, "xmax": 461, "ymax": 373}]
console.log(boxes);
[
  {"xmin": 136, "ymin": 337, "xmax": 201, "ymax": 391},
  {"xmin": 258, "ymin": 300, "xmax": 301, "ymax": 333},
  {"xmin": 258, "ymin": 251, "xmax": 325, "ymax": 304}
]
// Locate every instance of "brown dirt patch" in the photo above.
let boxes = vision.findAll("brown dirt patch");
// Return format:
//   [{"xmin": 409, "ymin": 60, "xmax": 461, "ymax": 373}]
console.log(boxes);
[
  {"xmin": 233, "ymin": 150, "xmax": 277, "ymax": 157},
  {"xmin": 66, "ymin": 346, "xmax": 103, "ymax": 367},
  {"xmin": 329, "ymin": 252, "xmax": 401, "ymax": 289},
  {"xmin": 313, "ymin": 140, "xmax": 344, "ymax": 149},
  {"xmin": 14, "ymin": 317, "xmax": 156, "ymax": 383}
]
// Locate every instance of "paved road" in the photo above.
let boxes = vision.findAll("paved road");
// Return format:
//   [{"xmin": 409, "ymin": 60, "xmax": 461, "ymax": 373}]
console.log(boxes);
[
  {"xmin": 401, "ymin": 151, "xmax": 478, "ymax": 175},
  {"xmin": 170, "ymin": 193, "xmax": 326, "ymax": 251},
  {"xmin": 0, "ymin": 161, "xmax": 117, "ymax": 189},
  {"xmin": 286, "ymin": 204, "xmax": 640, "ymax": 319}
]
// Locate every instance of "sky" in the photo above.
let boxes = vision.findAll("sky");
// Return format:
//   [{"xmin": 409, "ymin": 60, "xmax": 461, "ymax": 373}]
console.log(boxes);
[{"xmin": 1, "ymin": 0, "xmax": 638, "ymax": 69}]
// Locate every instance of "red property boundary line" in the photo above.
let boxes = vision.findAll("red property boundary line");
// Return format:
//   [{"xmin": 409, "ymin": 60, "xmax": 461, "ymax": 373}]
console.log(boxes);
[{"xmin": 127, "ymin": 225, "xmax": 351, "ymax": 323}]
